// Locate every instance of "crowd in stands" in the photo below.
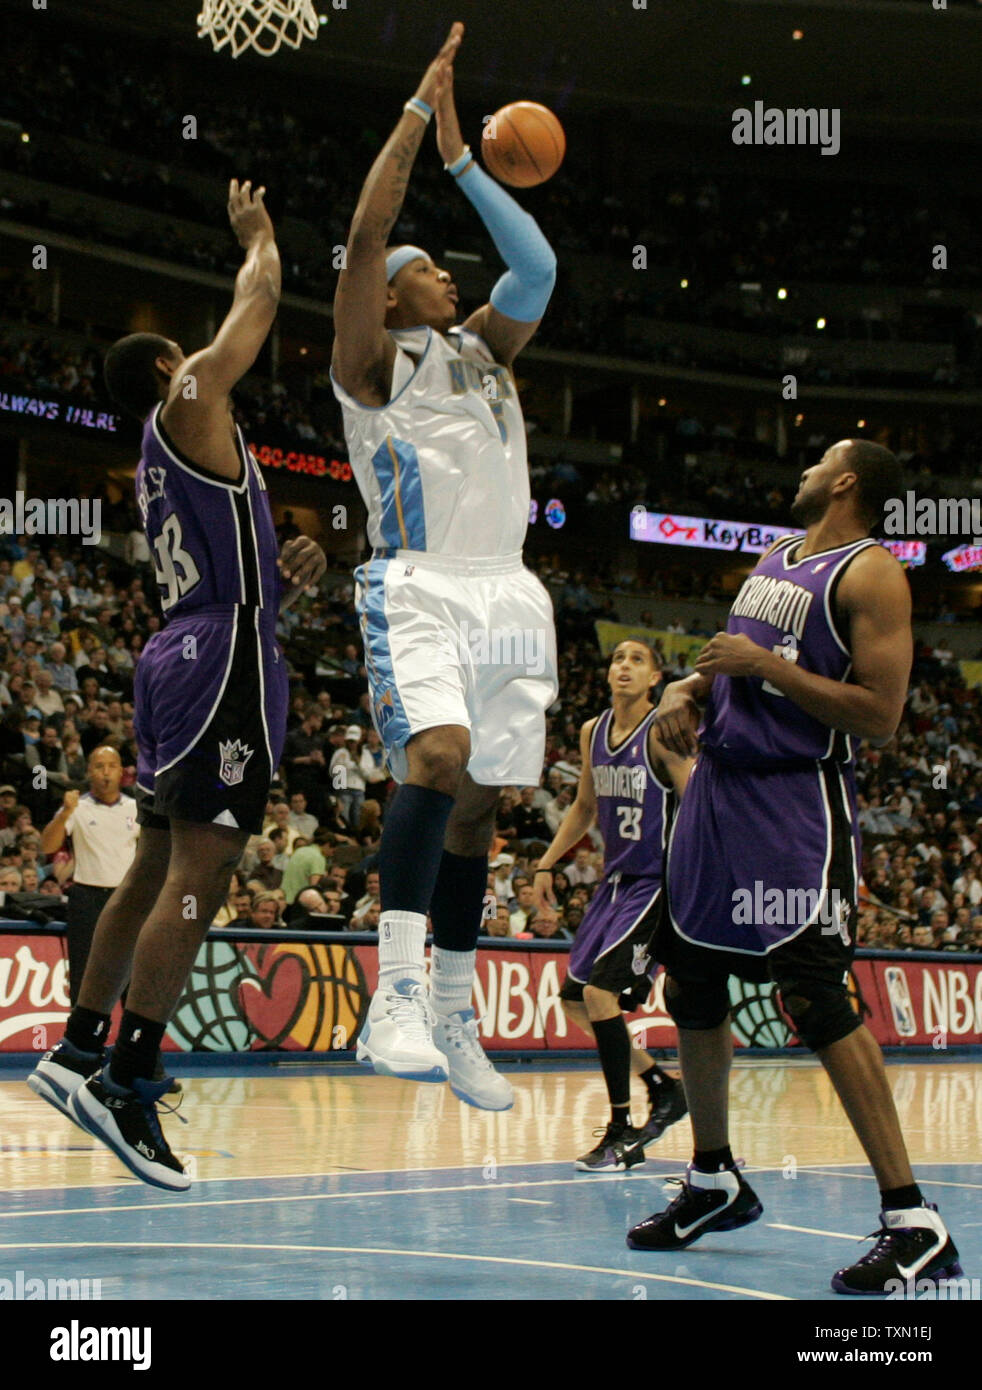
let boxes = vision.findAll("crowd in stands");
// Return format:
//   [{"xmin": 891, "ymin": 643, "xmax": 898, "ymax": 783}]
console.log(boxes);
[
  {"xmin": 2, "ymin": 519, "xmax": 982, "ymax": 953},
  {"xmin": 853, "ymin": 676, "xmax": 982, "ymax": 953},
  {"xmin": 3, "ymin": 13, "xmax": 982, "ymax": 393}
]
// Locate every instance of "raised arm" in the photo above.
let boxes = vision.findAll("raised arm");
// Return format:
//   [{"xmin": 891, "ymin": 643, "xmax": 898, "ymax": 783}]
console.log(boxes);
[
  {"xmin": 161, "ymin": 179, "xmax": 280, "ymax": 479},
  {"xmin": 331, "ymin": 23, "xmax": 464, "ymax": 405},
  {"xmin": 434, "ymin": 48, "xmax": 556, "ymax": 366}
]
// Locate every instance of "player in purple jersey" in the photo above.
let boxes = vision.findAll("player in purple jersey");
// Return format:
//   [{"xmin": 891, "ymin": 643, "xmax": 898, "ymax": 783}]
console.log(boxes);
[
  {"xmin": 29, "ymin": 181, "xmax": 326, "ymax": 1192},
  {"xmin": 626, "ymin": 440, "xmax": 961, "ymax": 1295},
  {"xmin": 534, "ymin": 642, "xmax": 693, "ymax": 1172}
]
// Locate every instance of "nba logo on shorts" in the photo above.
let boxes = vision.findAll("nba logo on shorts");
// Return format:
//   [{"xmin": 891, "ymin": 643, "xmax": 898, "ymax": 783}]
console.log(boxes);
[
  {"xmin": 374, "ymin": 689, "xmax": 395, "ymax": 733},
  {"xmin": 219, "ymin": 738, "xmax": 254, "ymax": 787},
  {"xmin": 884, "ymin": 966, "xmax": 916, "ymax": 1038},
  {"xmin": 631, "ymin": 943, "xmax": 650, "ymax": 976}
]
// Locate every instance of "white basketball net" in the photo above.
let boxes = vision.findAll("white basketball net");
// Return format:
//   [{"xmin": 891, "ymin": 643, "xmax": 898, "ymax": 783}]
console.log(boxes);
[{"xmin": 198, "ymin": 0, "xmax": 320, "ymax": 58}]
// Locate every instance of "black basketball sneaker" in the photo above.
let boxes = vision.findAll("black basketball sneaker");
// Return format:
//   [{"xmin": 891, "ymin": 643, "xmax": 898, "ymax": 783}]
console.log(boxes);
[
  {"xmin": 69, "ymin": 1069, "xmax": 190, "ymax": 1191},
  {"xmin": 627, "ymin": 1164, "xmax": 763, "ymax": 1249},
  {"xmin": 831, "ymin": 1205, "xmax": 962, "ymax": 1295},
  {"xmin": 635, "ymin": 1078, "xmax": 688, "ymax": 1147},
  {"xmin": 575, "ymin": 1121, "xmax": 647, "ymax": 1173},
  {"xmin": 28, "ymin": 1038, "xmax": 103, "ymax": 1128}
]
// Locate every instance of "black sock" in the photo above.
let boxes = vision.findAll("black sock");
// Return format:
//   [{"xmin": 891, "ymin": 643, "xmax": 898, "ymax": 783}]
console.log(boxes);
[
  {"xmin": 379, "ymin": 785, "xmax": 455, "ymax": 915},
  {"xmin": 64, "ymin": 1006, "xmax": 110, "ymax": 1054},
  {"xmin": 592, "ymin": 1015, "xmax": 632, "ymax": 1117},
  {"xmin": 611, "ymin": 1101, "xmax": 631, "ymax": 1129},
  {"xmin": 430, "ymin": 850, "xmax": 489, "ymax": 950},
  {"xmin": 693, "ymin": 1145, "xmax": 734, "ymax": 1173},
  {"xmin": 880, "ymin": 1183, "xmax": 923, "ymax": 1211},
  {"xmin": 640, "ymin": 1062, "xmax": 673, "ymax": 1097},
  {"xmin": 108, "ymin": 1011, "xmax": 166, "ymax": 1089}
]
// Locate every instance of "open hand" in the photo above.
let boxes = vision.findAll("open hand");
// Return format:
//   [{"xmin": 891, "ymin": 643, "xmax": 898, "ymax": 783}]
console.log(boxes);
[
  {"xmin": 228, "ymin": 179, "xmax": 274, "ymax": 248},
  {"xmin": 415, "ymin": 21, "xmax": 463, "ymax": 110}
]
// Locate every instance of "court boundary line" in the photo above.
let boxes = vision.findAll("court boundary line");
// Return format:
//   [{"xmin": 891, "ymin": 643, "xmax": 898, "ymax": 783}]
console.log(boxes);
[
  {"xmin": 3, "ymin": 1159, "xmax": 982, "ymax": 1204},
  {"xmin": 0, "ymin": 1240, "xmax": 790, "ymax": 1299}
]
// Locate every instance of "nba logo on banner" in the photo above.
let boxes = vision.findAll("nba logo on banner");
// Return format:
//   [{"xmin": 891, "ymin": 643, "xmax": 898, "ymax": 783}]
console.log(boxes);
[
  {"xmin": 219, "ymin": 738, "xmax": 254, "ymax": 787},
  {"xmin": 884, "ymin": 966, "xmax": 917, "ymax": 1038}
]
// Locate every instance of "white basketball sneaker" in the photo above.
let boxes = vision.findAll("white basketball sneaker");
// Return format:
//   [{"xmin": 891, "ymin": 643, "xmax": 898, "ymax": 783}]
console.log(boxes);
[
  {"xmin": 356, "ymin": 978, "xmax": 449, "ymax": 1081},
  {"xmin": 433, "ymin": 1008, "xmax": 514, "ymax": 1111}
]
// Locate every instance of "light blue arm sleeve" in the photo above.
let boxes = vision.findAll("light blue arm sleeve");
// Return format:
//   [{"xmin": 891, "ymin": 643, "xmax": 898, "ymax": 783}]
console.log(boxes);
[{"xmin": 453, "ymin": 159, "xmax": 557, "ymax": 323}]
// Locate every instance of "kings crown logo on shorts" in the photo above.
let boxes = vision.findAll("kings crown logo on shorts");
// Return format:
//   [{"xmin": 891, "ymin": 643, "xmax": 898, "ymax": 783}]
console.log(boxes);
[
  {"xmin": 631, "ymin": 943, "xmax": 650, "ymax": 976},
  {"xmin": 219, "ymin": 738, "xmax": 254, "ymax": 787}
]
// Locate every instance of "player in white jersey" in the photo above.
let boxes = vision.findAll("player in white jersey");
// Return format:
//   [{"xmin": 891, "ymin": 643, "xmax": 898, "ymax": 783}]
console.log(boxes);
[{"xmin": 331, "ymin": 22, "xmax": 558, "ymax": 1107}]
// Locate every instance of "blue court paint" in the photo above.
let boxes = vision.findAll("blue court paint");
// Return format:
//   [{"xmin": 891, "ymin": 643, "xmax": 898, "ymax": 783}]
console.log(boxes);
[{"xmin": 0, "ymin": 1160, "xmax": 977, "ymax": 1301}]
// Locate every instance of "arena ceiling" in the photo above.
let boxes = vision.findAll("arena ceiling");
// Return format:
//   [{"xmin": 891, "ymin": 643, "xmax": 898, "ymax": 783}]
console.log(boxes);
[{"xmin": 31, "ymin": 0, "xmax": 982, "ymax": 141}]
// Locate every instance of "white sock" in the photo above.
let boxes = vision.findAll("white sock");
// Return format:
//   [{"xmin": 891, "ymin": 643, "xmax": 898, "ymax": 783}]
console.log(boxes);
[
  {"xmin": 430, "ymin": 946, "xmax": 476, "ymax": 1018},
  {"xmin": 377, "ymin": 911, "xmax": 427, "ymax": 990}
]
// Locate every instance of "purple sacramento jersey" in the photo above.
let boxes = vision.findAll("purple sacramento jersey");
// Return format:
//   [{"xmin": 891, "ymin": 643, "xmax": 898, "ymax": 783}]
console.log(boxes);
[
  {"xmin": 136, "ymin": 403, "xmax": 281, "ymax": 616},
  {"xmin": 701, "ymin": 534, "xmax": 880, "ymax": 767},
  {"xmin": 132, "ymin": 403, "xmax": 288, "ymax": 834},
  {"xmin": 563, "ymin": 709, "xmax": 673, "ymax": 994},
  {"xmin": 591, "ymin": 708, "xmax": 671, "ymax": 879}
]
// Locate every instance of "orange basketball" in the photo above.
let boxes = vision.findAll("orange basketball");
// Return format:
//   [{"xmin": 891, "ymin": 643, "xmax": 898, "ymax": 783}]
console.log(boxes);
[{"xmin": 481, "ymin": 101, "xmax": 566, "ymax": 188}]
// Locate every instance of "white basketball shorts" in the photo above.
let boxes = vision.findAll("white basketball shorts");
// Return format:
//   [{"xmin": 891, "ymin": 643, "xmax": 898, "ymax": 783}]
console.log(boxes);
[{"xmin": 355, "ymin": 549, "xmax": 558, "ymax": 786}]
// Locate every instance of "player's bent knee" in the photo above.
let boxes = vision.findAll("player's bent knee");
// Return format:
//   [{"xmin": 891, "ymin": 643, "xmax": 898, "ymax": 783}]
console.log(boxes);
[
  {"xmin": 408, "ymin": 728, "xmax": 470, "ymax": 795},
  {"xmin": 583, "ymin": 983, "xmax": 620, "ymax": 1020},
  {"xmin": 663, "ymin": 973, "xmax": 730, "ymax": 1031},
  {"xmin": 778, "ymin": 981, "xmax": 860, "ymax": 1052}
]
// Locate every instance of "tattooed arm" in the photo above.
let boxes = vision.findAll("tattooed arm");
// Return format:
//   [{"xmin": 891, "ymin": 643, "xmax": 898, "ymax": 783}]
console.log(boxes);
[{"xmin": 331, "ymin": 22, "xmax": 463, "ymax": 407}]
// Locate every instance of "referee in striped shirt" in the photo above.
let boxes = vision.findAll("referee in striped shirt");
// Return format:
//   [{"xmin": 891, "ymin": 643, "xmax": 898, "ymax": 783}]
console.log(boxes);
[{"xmin": 40, "ymin": 747, "xmax": 139, "ymax": 1005}]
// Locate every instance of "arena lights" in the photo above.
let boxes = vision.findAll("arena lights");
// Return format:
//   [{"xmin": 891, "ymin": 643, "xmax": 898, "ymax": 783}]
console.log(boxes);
[
  {"xmin": 20, "ymin": 132, "xmax": 29, "ymax": 144},
  {"xmin": 741, "ymin": 75, "xmax": 752, "ymax": 86},
  {"xmin": 857, "ymin": 419, "xmax": 866, "ymax": 428},
  {"xmin": 777, "ymin": 288, "xmax": 787, "ymax": 300},
  {"xmin": 680, "ymin": 278, "xmax": 689, "ymax": 289},
  {"xmin": 792, "ymin": 29, "xmax": 804, "ymax": 41},
  {"xmin": 658, "ymin": 397, "xmax": 667, "ymax": 407},
  {"xmin": 942, "ymin": 543, "xmax": 982, "ymax": 574},
  {"xmin": 528, "ymin": 498, "xmax": 567, "ymax": 528},
  {"xmin": 816, "ymin": 317, "xmax": 826, "ymax": 330}
]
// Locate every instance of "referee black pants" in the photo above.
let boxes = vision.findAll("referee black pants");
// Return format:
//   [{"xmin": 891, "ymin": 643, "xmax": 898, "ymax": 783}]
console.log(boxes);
[{"xmin": 64, "ymin": 883, "xmax": 115, "ymax": 1007}]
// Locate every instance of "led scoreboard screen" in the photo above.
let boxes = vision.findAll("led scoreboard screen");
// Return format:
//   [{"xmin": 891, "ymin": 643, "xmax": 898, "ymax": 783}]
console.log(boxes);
[{"xmin": 630, "ymin": 510, "xmax": 925, "ymax": 566}]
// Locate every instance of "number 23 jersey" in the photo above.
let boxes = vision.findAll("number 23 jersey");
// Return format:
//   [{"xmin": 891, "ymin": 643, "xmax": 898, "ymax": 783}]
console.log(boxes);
[
  {"xmin": 135, "ymin": 402, "xmax": 281, "ymax": 619},
  {"xmin": 590, "ymin": 708, "xmax": 675, "ymax": 880}
]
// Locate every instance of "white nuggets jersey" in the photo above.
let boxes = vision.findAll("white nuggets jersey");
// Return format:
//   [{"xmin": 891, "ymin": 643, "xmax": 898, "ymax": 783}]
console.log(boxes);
[{"xmin": 330, "ymin": 326, "xmax": 529, "ymax": 558}]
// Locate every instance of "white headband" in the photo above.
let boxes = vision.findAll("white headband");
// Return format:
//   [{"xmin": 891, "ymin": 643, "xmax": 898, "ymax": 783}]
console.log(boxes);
[{"xmin": 385, "ymin": 245, "xmax": 433, "ymax": 283}]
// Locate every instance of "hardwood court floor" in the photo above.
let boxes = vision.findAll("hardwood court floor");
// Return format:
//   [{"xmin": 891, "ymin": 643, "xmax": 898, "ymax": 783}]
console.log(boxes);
[{"xmin": 1, "ymin": 1057, "xmax": 979, "ymax": 1300}]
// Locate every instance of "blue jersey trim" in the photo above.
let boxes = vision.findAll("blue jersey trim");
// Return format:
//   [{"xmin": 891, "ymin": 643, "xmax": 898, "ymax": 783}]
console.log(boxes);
[
  {"xmin": 370, "ymin": 436, "xmax": 426, "ymax": 551},
  {"xmin": 358, "ymin": 557, "xmax": 413, "ymax": 751}
]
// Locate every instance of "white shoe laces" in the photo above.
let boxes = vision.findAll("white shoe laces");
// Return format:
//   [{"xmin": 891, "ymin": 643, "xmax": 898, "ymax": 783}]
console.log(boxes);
[
  {"xmin": 439, "ymin": 1013, "xmax": 492, "ymax": 1069},
  {"xmin": 382, "ymin": 983, "xmax": 437, "ymax": 1047}
]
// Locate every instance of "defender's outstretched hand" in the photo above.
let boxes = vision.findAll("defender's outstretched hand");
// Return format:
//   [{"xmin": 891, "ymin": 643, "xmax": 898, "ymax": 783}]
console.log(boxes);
[{"xmin": 228, "ymin": 179, "xmax": 274, "ymax": 248}]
